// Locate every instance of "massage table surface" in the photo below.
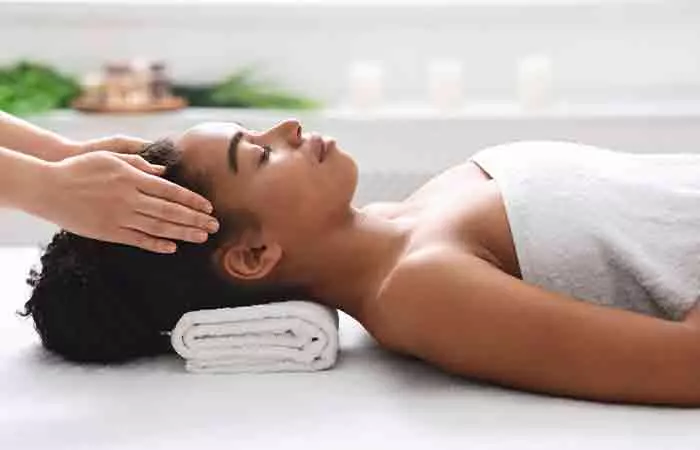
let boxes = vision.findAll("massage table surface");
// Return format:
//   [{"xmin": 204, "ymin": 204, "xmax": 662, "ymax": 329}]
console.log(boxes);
[{"xmin": 2, "ymin": 247, "xmax": 699, "ymax": 449}]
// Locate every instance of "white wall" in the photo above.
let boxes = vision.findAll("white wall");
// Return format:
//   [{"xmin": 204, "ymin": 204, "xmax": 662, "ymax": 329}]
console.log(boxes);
[{"xmin": 1, "ymin": 1, "xmax": 699, "ymax": 106}]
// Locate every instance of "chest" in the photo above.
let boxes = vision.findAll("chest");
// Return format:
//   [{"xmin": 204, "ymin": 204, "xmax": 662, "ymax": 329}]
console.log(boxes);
[{"xmin": 366, "ymin": 160, "xmax": 521, "ymax": 278}]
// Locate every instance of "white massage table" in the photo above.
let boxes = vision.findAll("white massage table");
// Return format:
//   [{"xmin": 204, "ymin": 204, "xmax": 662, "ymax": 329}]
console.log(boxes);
[{"xmin": 2, "ymin": 246, "xmax": 700, "ymax": 450}]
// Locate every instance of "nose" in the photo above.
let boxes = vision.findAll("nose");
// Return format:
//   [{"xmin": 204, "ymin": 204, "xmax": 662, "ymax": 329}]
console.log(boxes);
[{"xmin": 278, "ymin": 118, "xmax": 302, "ymax": 147}]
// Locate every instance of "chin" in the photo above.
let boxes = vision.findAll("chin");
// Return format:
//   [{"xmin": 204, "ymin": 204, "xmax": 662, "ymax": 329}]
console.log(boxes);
[{"xmin": 339, "ymin": 150, "xmax": 359, "ymax": 203}]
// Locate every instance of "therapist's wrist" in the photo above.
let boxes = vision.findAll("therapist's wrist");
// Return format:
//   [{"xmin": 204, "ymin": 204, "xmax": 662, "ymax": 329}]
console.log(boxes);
[
  {"xmin": 53, "ymin": 138, "xmax": 82, "ymax": 160},
  {"xmin": 22, "ymin": 138, "xmax": 82, "ymax": 162},
  {"xmin": 0, "ymin": 146, "xmax": 54, "ymax": 215},
  {"xmin": 14, "ymin": 157, "xmax": 56, "ymax": 217}
]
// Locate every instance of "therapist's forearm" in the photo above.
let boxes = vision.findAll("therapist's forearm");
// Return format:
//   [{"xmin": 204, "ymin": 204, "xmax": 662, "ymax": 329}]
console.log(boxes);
[
  {"xmin": 0, "ymin": 111, "xmax": 79, "ymax": 161},
  {"xmin": 0, "ymin": 146, "xmax": 50, "ymax": 213}
]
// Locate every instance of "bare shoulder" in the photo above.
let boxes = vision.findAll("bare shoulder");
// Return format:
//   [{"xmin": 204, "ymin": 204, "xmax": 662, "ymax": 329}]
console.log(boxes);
[
  {"xmin": 370, "ymin": 246, "xmax": 700, "ymax": 405},
  {"xmin": 370, "ymin": 246, "xmax": 491, "ymax": 348}
]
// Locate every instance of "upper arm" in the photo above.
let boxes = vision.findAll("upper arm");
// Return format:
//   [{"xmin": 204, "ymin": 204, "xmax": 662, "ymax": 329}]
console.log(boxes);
[{"xmin": 378, "ymin": 248, "xmax": 700, "ymax": 406}]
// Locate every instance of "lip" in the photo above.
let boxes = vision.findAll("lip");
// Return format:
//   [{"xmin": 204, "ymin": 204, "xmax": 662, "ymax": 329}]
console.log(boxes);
[
  {"xmin": 319, "ymin": 140, "xmax": 327, "ymax": 163},
  {"xmin": 310, "ymin": 135, "xmax": 335, "ymax": 163},
  {"xmin": 321, "ymin": 138, "xmax": 337, "ymax": 163}
]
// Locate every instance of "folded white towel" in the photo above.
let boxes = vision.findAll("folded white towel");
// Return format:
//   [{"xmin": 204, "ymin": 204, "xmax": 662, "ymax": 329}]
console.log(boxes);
[{"xmin": 170, "ymin": 301, "xmax": 340, "ymax": 374}]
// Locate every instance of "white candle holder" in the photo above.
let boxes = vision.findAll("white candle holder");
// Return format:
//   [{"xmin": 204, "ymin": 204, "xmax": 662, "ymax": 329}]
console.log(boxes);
[
  {"xmin": 516, "ymin": 54, "xmax": 555, "ymax": 110},
  {"xmin": 346, "ymin": 61, "xmax": 385, "ymax": 110},
  {"xmin": 427, "ymin": 59, "xmax": 464, "ymax": 111}
]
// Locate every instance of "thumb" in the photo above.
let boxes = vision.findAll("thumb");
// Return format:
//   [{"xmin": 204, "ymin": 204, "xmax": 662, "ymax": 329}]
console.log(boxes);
[{"xmin": 113, "ymin": 153, "xmax": 165, "ymax": 175}]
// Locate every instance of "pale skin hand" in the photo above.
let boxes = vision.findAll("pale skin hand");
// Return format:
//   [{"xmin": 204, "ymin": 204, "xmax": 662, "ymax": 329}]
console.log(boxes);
[
  {"xmin": 35, "ymin": 150, "xmax": 220, "ymax": 254},
  {"xmin": 0, "ymin": 111, "xmax": 151, "ymax": 161},
  {"xmin": 71, "ymin": 134, "xmax": 152, "ymax": 157},
  {"xmin": 0, "ymin": 110, "xmax": 220, "ymax": 252},
  {"xmin": 70, "ymin": 135, "xmax": 222, "ymax": 252}
]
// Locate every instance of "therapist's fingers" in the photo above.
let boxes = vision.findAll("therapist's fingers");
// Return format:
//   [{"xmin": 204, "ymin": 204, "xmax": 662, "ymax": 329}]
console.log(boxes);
[
  {"xmin": 136, "ymin": 171, "xmax": 214, "ymax": 215},
  {"xmin": 133, "ymin": 193, "xmax": 220, "ymax": 235},
  {"xmin": 112, "ymin": 153, "xmax": 166, "ymax": 175},
  {"xmin": 128, "ymin": 212, "xmax": 210, "ymax": 244},
  {"xmin": 80, "ymin": 135, "xmax": 152, "ymax": 155},
  {"xmin": 117, "ymin": 228, "xmax": 178, "ymax": 254}
]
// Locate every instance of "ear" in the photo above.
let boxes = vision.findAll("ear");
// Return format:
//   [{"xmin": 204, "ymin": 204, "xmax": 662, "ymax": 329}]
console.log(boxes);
[{"xmin": 216, "ymin": 234, "xmax": 283, "ymax": 281}]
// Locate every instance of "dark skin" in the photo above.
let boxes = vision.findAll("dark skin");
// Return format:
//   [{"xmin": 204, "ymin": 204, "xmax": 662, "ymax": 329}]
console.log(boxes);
[{"xmin": 175, "ymin": 120, "xmax": 700, "ymax": 406}]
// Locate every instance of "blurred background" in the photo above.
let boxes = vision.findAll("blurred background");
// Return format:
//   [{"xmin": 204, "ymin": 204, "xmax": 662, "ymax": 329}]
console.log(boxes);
[{"xmin": 1, "ymin": 0, "xmax": 699, "ymax": 244}]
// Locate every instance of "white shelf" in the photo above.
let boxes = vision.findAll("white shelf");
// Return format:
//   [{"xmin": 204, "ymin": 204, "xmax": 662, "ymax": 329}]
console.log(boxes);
[
  {"xmin": 324, "ymin": 101, "xmax": 700, "ymax": 120},
  {"xmin": 33, "ymin": 101, "xmax": 700, "ymax": 124}
]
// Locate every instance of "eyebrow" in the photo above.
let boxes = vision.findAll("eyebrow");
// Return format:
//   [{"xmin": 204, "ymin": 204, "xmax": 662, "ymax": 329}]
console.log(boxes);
[{"xmin": 227, "ymin": 130, "xmax": 244, "ymax": 174}]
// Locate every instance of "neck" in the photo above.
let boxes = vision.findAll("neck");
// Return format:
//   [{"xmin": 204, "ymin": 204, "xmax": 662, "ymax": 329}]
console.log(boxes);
[{"xmin": 285, "ymin": 207, "xmax": 411, "ymax": 322}]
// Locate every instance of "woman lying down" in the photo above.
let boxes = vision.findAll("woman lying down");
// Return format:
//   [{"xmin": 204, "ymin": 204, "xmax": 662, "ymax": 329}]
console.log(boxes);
[{"xmin": 20, "ymin": 119, "xmax": 700, "ymax": 407}]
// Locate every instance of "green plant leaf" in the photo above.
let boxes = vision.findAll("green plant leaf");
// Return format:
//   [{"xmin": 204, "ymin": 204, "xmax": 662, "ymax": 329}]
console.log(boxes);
[
  {"xmin": 175, "ymin": 67, "xmax": 321, "ymax": 110},
  {"xmin": 0, "ymin": 61, "xmax": 79, "ymax": 115}
]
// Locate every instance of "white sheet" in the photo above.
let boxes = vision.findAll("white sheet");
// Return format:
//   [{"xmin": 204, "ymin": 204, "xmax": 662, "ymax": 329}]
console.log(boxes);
[{"xmin": 1, "ymin": 247, "xmax": 699, "ymax": 450}]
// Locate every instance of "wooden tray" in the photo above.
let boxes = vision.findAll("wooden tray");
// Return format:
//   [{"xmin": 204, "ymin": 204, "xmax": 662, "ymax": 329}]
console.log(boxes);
[{"xmin": 72, "ymin": 96, "xmax": 188, "ymax": 113}]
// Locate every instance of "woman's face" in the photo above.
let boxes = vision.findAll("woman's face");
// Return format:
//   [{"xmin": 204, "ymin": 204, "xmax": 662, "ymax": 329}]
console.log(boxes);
[{"xmin": 175, "ymin": 119, "xmax": 359, "ymax": 247}]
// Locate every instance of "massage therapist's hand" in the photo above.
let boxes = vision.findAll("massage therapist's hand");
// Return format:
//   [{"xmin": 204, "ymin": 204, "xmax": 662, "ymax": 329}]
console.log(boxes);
[
  {"xmin": 67, "ymin": 134, "xmax": 151, "ymax": 157},
  {"xmin": 34, "ymin": 151, "xmax": 220, "ymax": 254}
]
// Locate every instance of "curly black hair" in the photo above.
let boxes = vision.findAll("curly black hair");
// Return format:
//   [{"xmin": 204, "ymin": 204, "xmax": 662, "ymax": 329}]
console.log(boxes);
[{"xmin": 18, "ymin": 139, "xmax": 309, "ymax": 364}]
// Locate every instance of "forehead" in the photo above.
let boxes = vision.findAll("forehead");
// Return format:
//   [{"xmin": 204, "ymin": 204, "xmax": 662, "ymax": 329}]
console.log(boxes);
[
  {"xmin": 174, "ymin": 122, "xmax": 248, "ymax": 183},
  {"xmin": 175, "ymin": 121, "xmax": 244, "ymax": 164},
  {"xmin": 172, "ymin": 122, "xmax": 245, "ymax": 204}
]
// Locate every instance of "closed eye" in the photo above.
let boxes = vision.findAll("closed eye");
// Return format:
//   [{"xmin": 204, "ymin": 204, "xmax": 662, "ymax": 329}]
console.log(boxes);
[{"xmin": 259, "ymin": 145, "xmax": 272, "ymax": 166}]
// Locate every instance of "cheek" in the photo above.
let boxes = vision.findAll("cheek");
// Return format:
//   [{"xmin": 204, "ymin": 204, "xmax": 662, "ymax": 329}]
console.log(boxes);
[{"xmin": 251, "ymin": 171, "xmax": 311, "ymax": 220}]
